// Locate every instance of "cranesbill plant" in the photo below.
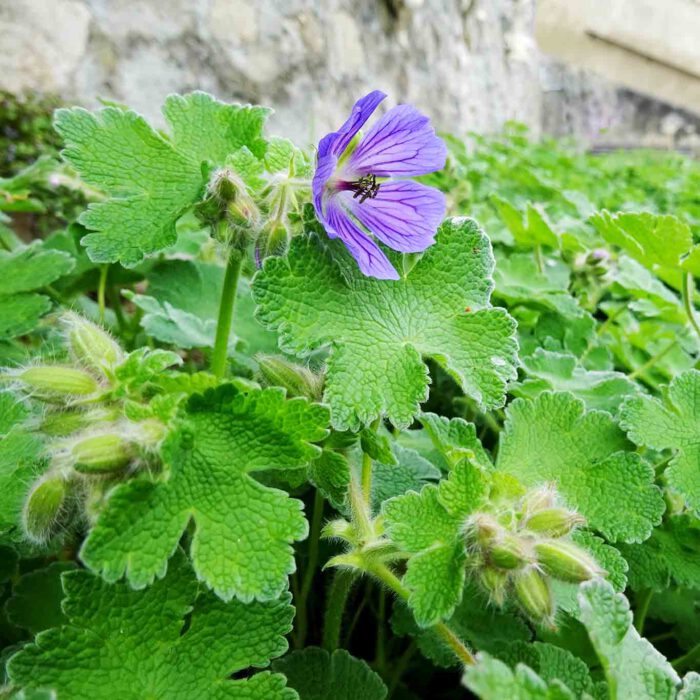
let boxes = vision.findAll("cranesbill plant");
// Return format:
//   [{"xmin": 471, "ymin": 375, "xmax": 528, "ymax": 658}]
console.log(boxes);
[{"xmin": 0, "ymin": 90, "xmax": 699, "ymax": 700}]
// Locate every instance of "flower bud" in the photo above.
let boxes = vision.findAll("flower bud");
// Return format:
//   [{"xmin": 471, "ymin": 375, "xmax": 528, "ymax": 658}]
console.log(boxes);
[
  {"xmin": 256, "ymin": 355, "xmax": 323, "ymax": 400},
  {"xmin": 520, "ymin": 485, "xmax": 557, "ymax": 515},
  {"xmin": 525, "ymin": 508, "xmax": 586, "ymax": 538},
  {"xmin": 488, "ymin": 533, "xmax": 533, "ymax": 570},
  {"xmin": 62, "ymin": 312, "xmax": 123, "ymax": 379},
  {"xmin": 534, "ymin": 540, "xmax": 605, "ymax": 583},
  {"xmin": 479, "ymin": 567, "xmax": 508, "ymax": 606},
  {"xmin": 22, "ymin": 474, "xmax": 67, "ymax": 543},
  {"xmin": 468, "ymin": 513, "xmax": 502, "ymax": 548},
  {"xmin": 41, "ymin": 410, "xmax": 89, "ymax": 437},
  {"xmin": 71, "ymin": 433, "xmax": 132, "ymax": 474},
  {"xmin": 206, "ymin": 168, "xmax": 260, "ymax": 249},
  {"xmin": 18, "ymin": 366, "xmax": 99, "ymax": 397},
  {"xmin": 255, "ymin": 219, "xmax": 290, "ymax": 266},
  {"xmin": 514, "ymin": 566, "xmax": 555, "ymax": 624}
]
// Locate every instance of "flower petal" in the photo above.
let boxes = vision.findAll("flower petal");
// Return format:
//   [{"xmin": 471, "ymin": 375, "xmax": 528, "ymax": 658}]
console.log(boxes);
[
  {"xmin": 312, "ymin": 91, "xmax": 387, "ymax": 220},
  {"xmin": 325, "ymin": 198, "xmax": 400, "ymax": 280},
  {"xmin": 341, "ymin": 181, "xmax": 446, "ymax": 253},
  {"xmin": 346, "ymin": 104, "xmax": 447, "ymax": 178}
]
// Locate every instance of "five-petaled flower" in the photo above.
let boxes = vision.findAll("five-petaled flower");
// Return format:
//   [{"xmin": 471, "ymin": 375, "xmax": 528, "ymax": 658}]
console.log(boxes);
[{"xmin": 312, "ymin": 91, "xmax": 447, "ymax": 280}]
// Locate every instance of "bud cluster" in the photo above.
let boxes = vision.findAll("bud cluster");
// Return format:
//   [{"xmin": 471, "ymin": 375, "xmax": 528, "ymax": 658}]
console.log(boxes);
[
  {"xmin": 465, "ymin": 485, "xmax": 605, "ymax": 627},
  {"xmin": 8, "ymin": 313, "xmax": 168, "ymax": 544}
]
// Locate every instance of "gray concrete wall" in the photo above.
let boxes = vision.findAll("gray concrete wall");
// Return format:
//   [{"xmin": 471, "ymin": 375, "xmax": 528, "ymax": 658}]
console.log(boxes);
[{"xmin": 1, "ymin": 0, "xmax": 699, "ymax": 149}]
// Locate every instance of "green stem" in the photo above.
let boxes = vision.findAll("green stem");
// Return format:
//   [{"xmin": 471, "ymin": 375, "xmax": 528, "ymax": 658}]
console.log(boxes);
[
  {"xmin": 98, "ymin": 265, "xmax": 108, "ymax": 324},
  {"xmin": 634, "ymin": 588, "xmax": 653, "ymax": 634},
  {"xmin": 323, "ymin": 570, "xmax": 355, "ymax": 652},
  {"xmin": 367, "ymin": 561, "xmax": 476, "ymax": 666},
  {"xmin": 361, "ymin": 417, "xmax": 380, "ymax": 505},
  {"xmin": 682, "ymin": 271, "xmax": 700, "ymax": 342},
  {"xmin": 387, "ymin": 641, "xmax": 417, "ymax": 697},
  {"xmin": 295, "ymin": 489, "xmax": 324, "ymax": 648},
  {"xmin": 672, "ymin": 641, "xmax": 700, "ymax": 672},
  {"xmin": 210, "ymin": 250, "xmax": 243, "ymax": 378},
  {"xmin": 629, "ymin": 339, "xmax": 676, "ymax": 380},
  {"xmin": 106, "ymin": 284, "xmax": 126, "ymax": 336},
  {"xmin": 534, "ymin": 245, "xmax": 545, "ymax": 274},
  {"xmin": 375, "ymin": 587, "xmax": 386, "ymax": 670}
]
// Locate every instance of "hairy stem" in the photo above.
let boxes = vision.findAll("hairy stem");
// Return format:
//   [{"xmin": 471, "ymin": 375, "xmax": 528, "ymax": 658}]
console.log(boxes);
[
  {"xmin": 366, "ymin": 561, "xmax": 476, "ymax": 666},
  {"xmin": 210, "ymin": 250, "xmax": 243, "ymax": 378},
  {"xmin": 323, "ymin": 570, "xmax": 355, "ymax": 652},
  {"xmin": 295, "ymin": 489, "xmax": 324, "ymax": 648},
  {"xmin": 682, "ymin": 271, "xmax": 700, "ymax": 342}
]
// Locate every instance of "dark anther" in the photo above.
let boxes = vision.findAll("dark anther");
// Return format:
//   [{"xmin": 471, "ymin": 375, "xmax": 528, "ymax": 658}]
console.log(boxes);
[{"xmin": 349, "ymin": 174, "xmax": 380, "ymax": 203}]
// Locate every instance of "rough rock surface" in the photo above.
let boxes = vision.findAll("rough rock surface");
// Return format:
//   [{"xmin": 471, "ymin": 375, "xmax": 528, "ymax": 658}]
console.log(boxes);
[{"xmin": 2, "ymin": 0, "xmax": 699, "ymax": 149}]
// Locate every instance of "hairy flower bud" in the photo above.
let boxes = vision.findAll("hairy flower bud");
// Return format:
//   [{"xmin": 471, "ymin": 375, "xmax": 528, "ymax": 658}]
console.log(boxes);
[
  {"xmin": 534, "ymin": 540, "xmax": 605, "ymax": 583},
  {"xmin": 206, "ymin": 168, "xmax": 260, "ymax": 249},
  {"xmin": 62, "ymin": 312, "xmax": 123, "ymax": 379},
  {"xmin": 22, "ymin": 474, "xmax": 67, "ymax": 543},
  {"xmin": 469, "ymin": 513, "xmax": 502, "ymax": 548},
  {"xmin": 514, "ymin": 566, "xmax": 554, "ymax": 625},
  {"xmin": 71, "ymin": 433, "xmax": 132, "ymax": 474},
  {"xmin": 488, "ymin": 533, "xmax": 533, "ymax": 570},
  {"xmin": 255, "ymin": 219, "xmax": 290, "ymax": 267},
  {"xmin": 256, "ymin": 355, "xmax": 323, "ymax": 400},
  {"xmin": 520, "ymin": 485, "xmax": 557, "ymax": 515},
  {"xmin": 479, "ymin": 567, "xmax": 508, "ymax": 606},
  {"xmin": 525, "ymin": 508, "xmax": 586, "ymax": 538},
  {"xmin": 18, "ymin": 366, "xmax": 99, "ymax": 397}
]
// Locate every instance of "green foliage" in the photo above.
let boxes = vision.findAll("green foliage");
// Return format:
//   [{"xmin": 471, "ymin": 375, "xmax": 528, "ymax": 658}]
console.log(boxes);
[
  {"xmin": 2, "ymin": 94, "xmax": 700, "ymax": 700},
  {"xmin": 7, "ymin": 551, "xmax": 297, "ymax": 699},
  {"xmin": 253, "ymin": 217, "xmax": 518, "ymax": 430}
]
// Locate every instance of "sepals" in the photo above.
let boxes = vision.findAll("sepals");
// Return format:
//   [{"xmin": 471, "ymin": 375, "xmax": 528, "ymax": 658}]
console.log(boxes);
[
  {"xmin": 70, "ymin": 433, "xmax": 133, "ymax": 475},
  {"xmin": 256, "ymin": 354, "xmax": 324, "ymax": 400},
  {"xmin": 16, "ymin": 366, "xmax": 99, "ymax": 398},
  {"xmin": 22, "ymin": 474, "xmax": 68, "ymax": 543},
  {"xmin": 488, "ymin": 533, "xmax": 533, "ymax": 570},
  {"xmin": 525, "ymin": 508, "xmax": 586, "ymax": 538},
  {"xmin": 62, "ymin": 312, "xmax": 123, "ymax": 380},
  {"xmin": 534, "ymin": 539, "xmax": 606, "ymax": 583},
  {"xmin": 514, "ymin": 566, "xmax": 555, "ymax": 627}
]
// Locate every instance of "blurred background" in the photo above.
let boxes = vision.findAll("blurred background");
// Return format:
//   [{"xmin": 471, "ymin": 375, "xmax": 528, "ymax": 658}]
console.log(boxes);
[{"xmin": 2, "ymin": 0, "xmax": 700, "ymax": 153}]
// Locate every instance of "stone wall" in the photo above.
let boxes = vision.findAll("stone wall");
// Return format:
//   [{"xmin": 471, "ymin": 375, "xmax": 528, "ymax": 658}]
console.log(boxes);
[{"xmin": 1, "ymin": 0, "xmax": 699, "ymax": 149}]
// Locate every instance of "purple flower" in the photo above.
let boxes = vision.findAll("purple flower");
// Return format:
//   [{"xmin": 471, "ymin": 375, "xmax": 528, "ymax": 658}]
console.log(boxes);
[{"xmin": 312, "ymin": 91, "xmax": 447, "ymax": 280}]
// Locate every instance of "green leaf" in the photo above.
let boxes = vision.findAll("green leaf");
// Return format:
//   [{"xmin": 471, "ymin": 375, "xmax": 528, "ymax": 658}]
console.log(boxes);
[
  {"xmin": 514, "ymin": 349, "xmax": 639, "ymax": 414},
  {"xmin": 370, "ymin": 444, "xmax": 440, "ymax": 511},
  {"xmin": 497, "ymin": 392, "xmax": 665, "ymax": 543},
  {"xmin": 54, "ymin": 92, "xmax": 270, "ymax": 265},
  {"xmin": 578, "ymin": 578, "xmax": 680, "ymax": 699},
  {"xmin": 382, "ymin": 462, "xmax": 488, "ymax": 625},
  {"xmin": 463, "ymin": 654, "xmax": 576, "ymax": 699},
  {"xmin": 590, "ymin": 211, "xmax": 699, "ymax": 275},
  {"xmin": 308, "ymin": 449, "xmax": 350, "ymax": 510},
  {"xmin": 620, "ymin": 370, "xmax": 700, "ymax": 514},
  {"xmin": 7, "ymin": 550, "xmax": 297, "ymax": 699},
  {"xmin": 253, "ymin": 218, "xmax": 518, "ymax": 430},
  {"xmin": 618, "ymin": 515, "xmax": 700, "ymax": 591},
  {"xmin": 493, "ymin": 253, "xmax": 583, "ymax": 318},
  {"xmin": 490, "ymin": 197, "xmax": 559, "ymax": 249},
  {"xmin": 0, "ymin": 244, "xmax": 74, "ymax": 296},
  {"xmin": 127, "ymin": 259, "xmax": 276, "ymax": 354},
  {"xmin": 419, "ymin": 412, "xmax": 493, "ymax": 470},
  {"xmin": 5, "ymin": 562, "xmax": 76, "ymax": 635},
  {"xmin": 80, "ymin": 385, "xmax": 328, "ymax": 602},
  {"xmin": 680, "ymin": 673, "xmax": 700, "ymax": 699},
  {"xmin": 272, "ymin": 647, "xmax": 386, "ymax": 700},
  {"xmin": 0, "ymin": 427, "xmax": 44, "ymax": 534},
  {"xmin": 0, "ymin": 243, "xmax": 74, "ymax": 339}
]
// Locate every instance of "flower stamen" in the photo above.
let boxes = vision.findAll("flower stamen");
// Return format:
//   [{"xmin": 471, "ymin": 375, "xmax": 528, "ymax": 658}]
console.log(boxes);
[{"xmin": 349, "ymin": 174, "xmax": 380, "ymax": 203}]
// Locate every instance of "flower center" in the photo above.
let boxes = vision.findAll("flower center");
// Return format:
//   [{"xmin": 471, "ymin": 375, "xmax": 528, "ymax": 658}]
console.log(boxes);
[{"xmin": 348, "ymin": 174, "xmax": 380, "ymax": 203}]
